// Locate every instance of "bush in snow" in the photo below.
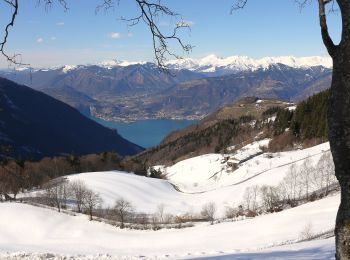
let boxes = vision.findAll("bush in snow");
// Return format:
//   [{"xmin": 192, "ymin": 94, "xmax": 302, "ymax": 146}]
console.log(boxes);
[
  {"xmin": 149, "ymin": 167, "xmax": 167, "ymax": 179},
  {"xmin": 225, "ymin": 205, "xmax": 238, "ymax": 219},
  {"xmin": 299, "ymin": 222, "xmax": 314, "ymax": 241}
]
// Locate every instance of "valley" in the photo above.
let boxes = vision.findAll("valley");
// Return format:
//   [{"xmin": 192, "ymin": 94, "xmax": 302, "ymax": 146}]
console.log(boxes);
[{"xmin": 0, "ymin": 55, "xmax": 332, "ymax": 123}]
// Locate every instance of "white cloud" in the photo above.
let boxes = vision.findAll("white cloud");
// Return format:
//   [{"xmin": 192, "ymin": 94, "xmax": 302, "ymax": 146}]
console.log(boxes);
[
  {"xmin": 56, "ymin": 22, "xmax": 64, "ymax": 26},
  {"xmin": 51, "ymin": 36, "xmax": 56, "ymax": 41},
  {"xmin": 109, "ymin": 32, "xmax": 121, "ymax": 39},
  {"xmin": 36, "ymin": 38, "xmax": 44, "ymax": 43},
  {"xmin": 127, "ymin": 32, "xmax": 133, "ymax": 37}
]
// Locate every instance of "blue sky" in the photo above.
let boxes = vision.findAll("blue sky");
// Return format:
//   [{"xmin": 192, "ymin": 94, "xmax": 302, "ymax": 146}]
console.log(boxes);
[{"xmin": 0, "ymin": 0, "xmax": 342, "ymax": 67}]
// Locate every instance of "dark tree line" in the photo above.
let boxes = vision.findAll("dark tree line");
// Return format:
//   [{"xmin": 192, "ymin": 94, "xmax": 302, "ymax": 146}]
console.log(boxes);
[
  {"xmin": 270, "ymin": 89, "xmax": 330, "ymax": 143},
  {"xmin": 0, "ymin": 151, "xmax": 123, "ymax": 200}
]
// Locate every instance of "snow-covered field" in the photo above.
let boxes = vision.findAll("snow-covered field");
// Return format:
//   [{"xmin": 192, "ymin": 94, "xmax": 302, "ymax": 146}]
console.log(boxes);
[
  {"xmin": 0, "ymin": 238, "xmax": 336, "ymax": 259},
  {"xmin": 0, "ymin": 194, "xmax": 338, "ymax": 259},
  {"xmin": 0, "ymin": 141, "xmax": 339, "ymax": 259},
  {"xmin": 60, "ymin": 143, "xmax": 331, "ymax": 216},
  {"xmin": 160, "ymin": 142, "xmax": 330, "ymax": 193}
]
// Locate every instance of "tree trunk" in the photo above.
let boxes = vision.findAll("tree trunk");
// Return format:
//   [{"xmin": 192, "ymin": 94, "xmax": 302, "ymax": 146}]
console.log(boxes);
[{"xmin": 329, "ymin": 49, "xmax": 350, "ymax": 259}]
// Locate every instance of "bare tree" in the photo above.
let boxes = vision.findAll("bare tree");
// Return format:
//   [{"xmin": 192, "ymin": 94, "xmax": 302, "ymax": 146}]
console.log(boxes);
[
  {"xmin": 83, "ymin": 189, "xmax": 102, "ymax": 221},
  {"xmin": 313, "ymin": 155, "xmax": 327, "ymax": 194},
  {"xmin": 299, "ymin": 158, "xmax": 314, "ymax": 201},
  {"xmin": 323, "ymin": 153, "xmax": 337, "ymax": 195},
  {"xmin": 156, "ymin": 203, "xmax": 165, "ymax": 223},
  {"xmin": 318, "ymin": 152, "xmax": 337, "ymax": 196},
  {"xmin": 114, "ymin": 198, "xmax": 133, "ymax": 229},
  {"xmin": 280, "ymin": 164, "xmax": 301, "ymax": 205},
  {"xmin": 43, "ymin": 178, "xmax": 70, "ymax": 212},
  {"xmin": 242, "ymin": 185, "xmax": 259, "ymax": 213},
  {"xmin": 312, "ymin": 152, "xmax": 338, "ymax": 198},
  {"xmin": 0, "ymin": 160, "xmax": 28, "ymax": 200},
  {"xmin": 260, "ymin": 185, "xmax": 280, "ymax": 213},
  {"xmin": 0, "ymin": 166, "xmax": 10, "ymax": 201},
  {"xmin": 201, "ymin": 202, "xmax": 217, "ymax": 225},
  {"xmin": 70, "ymin": 180, "xmax": 88, "ymax": 213},
  {"xmin": 242, "ymin": 186, "xmax": 252, "ymax": 211}
]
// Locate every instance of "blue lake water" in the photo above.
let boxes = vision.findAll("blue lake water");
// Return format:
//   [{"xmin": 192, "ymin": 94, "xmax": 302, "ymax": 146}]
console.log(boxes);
[{"xmin": 93, "ymin": 118, "xmax": 198, "ymax": 148}]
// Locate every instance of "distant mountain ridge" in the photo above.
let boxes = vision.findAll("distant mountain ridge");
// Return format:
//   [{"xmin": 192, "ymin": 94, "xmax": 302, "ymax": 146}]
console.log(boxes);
[
  {"xmin": 0, "ymin": 77, "xmax": 143, "ymax": 160},
  {"xmin": 0, "ymin": 55, "xmax": 332, "ymax": 122},
  {"xmin": 2, "ymin": 54, "xmax": 332, "ymax": 76},
  {"xmin": 143, "ymin": 64, "xmax": 331, "ymax": 118},
  {"xmin": 165, "ymin": 54, "xmax": 332, "ymax": 76}
]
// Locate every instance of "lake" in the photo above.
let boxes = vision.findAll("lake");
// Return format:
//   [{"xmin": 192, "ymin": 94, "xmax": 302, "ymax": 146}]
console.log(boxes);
[{"xmin": 92, "ymin": 118, "xmax": 198, "ymax": 148}]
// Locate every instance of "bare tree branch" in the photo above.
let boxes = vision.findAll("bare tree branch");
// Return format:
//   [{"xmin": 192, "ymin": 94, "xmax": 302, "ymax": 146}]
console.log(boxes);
[
  {"xmin": 95, "ymin": 0, "xmax": 119, "ymax": 14},
  {"xmin": 119, "ymin": 0, "xmax": 193, "ymax": 71},
  {"xmin": 0, "ymin": 0, "xmax": 68, "ymax": 67},
  {"xmin": 37, "ymin": 0, "xmax": 69, "ymax": 11},
  {"xmin": 0, "ymin": 0, "xmax": 27, "ymax": 66},
  {"xmin": 231, "ymin": 0, "xmax": 248, "ymax": 13}
]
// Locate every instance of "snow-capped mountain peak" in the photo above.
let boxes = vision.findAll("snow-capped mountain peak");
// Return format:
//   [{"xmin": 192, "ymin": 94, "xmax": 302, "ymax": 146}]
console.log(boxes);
[
  {"xmin": 62, "ymin": 65, "xmax": 79, "ymax": 73},
  {"xmin": 165, "ymin": 54, "xmax": 333, "ymax": 75},
  {"xmin": 98, "ymin": 59, "xmax": 147, "ymax": 69},
  {"xmin": 6, "ymin": 54, "xmax": 332, "ymax": 75}
]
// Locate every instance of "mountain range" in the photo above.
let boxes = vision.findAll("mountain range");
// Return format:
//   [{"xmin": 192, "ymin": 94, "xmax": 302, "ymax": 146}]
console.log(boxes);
[
  {"xmin": 165, "ymin": 54, "xmax": 332, "ymax": 76},
  {"xmin": 0, "ymin": 55, "xmax": 332, "ymax": 121}
]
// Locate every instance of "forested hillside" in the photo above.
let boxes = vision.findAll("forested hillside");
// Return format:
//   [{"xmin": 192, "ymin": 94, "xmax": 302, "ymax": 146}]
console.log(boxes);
[{"xmin": 0, "ymin": 78, "xmax": 143, "ymax": 160}]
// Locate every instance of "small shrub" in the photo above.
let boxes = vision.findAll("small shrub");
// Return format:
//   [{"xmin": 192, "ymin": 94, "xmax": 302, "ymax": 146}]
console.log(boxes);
[{"xmin": 299, "ymin": 222, "xmax": 314, "ymax": 241}]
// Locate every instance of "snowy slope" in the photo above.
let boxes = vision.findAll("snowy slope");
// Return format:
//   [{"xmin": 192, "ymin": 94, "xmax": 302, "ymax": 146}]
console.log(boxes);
[
  {"xmin": 50, "ymin": 142, "xmax": 331, "ymax": 216},
  {"xmin": 0, "ymin": 194, "xmax": 339, "ymax": 258},
  {"xmin": 67, "ymin": 171, "xmax": 193, "ymax": 214},
  {"xmin": 186, "ymin": 238, "xmax": 335, "ymax": 260},
  {"xmin": 162, "ymin": 142, "xmax": 330, "ymax": 193},
  {"xmin": 1, "ymin": 141, "xmax": 339, "ymax": 259},
  {"xmin": 1, "ymin": 238, "xmax": 335, "ymax": 260}
]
